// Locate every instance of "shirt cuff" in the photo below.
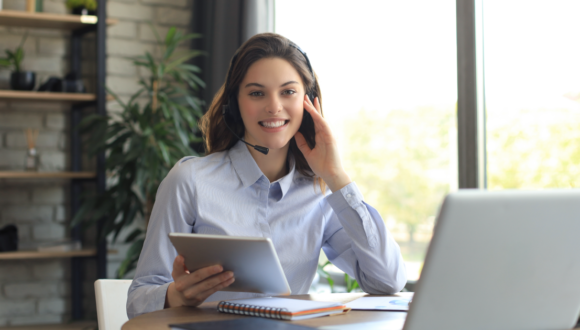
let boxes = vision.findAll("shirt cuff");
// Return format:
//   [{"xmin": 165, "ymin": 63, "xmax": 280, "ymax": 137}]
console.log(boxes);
[
  {"xmin": 326, "ymin": 182, "xmax": 378, "ymax": 248},
  {"xmin": 154, "ymin": 281, "xmax": 172, "ymax": 312},
  {"xmin": 327, "ymin": 181, "xmax": 365, "ymax": 213}
]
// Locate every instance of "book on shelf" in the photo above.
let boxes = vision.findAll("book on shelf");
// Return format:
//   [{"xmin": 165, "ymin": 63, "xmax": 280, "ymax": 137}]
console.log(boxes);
[{"xmin": 217, "ymin": 297, "xmax": 350, "ymax": 321}]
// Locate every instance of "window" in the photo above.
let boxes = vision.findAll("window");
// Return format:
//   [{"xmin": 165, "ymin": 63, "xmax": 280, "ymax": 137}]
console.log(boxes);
[
  {"xmin": 275, "ymin": 0, "xmax": 458, "ymax": 281},
  {"xmin": 483, "ymin": 1, "xmax": 580, "ymax": 190}
]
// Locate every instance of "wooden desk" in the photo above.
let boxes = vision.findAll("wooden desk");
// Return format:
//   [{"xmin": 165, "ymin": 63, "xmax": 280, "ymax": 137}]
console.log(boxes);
[{"xmin": 122, "ymin": 293, "xmax": 411, "ymax": 330}]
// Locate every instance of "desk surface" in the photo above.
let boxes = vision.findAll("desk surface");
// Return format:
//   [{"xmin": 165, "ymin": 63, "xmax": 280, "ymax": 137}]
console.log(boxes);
[{"xmin": 122, "ymin": 293, "xmax": 411, "ymax": 330}]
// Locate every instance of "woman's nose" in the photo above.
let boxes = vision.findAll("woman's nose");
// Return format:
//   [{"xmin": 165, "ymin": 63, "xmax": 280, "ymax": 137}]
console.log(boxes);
[{"xmin": 265, "ymin": 95, "xmax": 282, "ymax": 114}]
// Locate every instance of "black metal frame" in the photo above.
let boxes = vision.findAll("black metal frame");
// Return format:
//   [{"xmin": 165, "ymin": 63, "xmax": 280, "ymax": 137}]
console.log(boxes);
[{"xmin": 69, "ymin": 0, "xmax": 108, "ymax": 319}]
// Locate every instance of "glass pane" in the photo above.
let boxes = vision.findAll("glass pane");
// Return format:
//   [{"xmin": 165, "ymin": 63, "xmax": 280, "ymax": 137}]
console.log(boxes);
[
  {"xmin": 275, "ymin": 0, "xmax": 458, "ymax": 283},
  {"xmin": 484, "ymin": 1, "xmax": 580, "ymax": 190}
]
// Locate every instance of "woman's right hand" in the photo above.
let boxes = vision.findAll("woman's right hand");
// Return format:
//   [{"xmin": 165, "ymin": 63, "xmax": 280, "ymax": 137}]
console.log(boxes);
[{"xmin": 165, "ymin": 255, "xmax": 235, "ymax": 308}]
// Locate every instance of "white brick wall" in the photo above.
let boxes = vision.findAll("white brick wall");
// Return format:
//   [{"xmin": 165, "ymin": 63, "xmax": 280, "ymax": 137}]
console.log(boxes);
[
  {"xmin": 0, "ymin": 299, "xmax": 36, "ymax": 317},
  {"xmin": 0, "ymin": 0, "xmax": 194, "ymax": 326},
  {"xmin": 4, "ymin": 282, "xmax": 60, "ymax": 298}
]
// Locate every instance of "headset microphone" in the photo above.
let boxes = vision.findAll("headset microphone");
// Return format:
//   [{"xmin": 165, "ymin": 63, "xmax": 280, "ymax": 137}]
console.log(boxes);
[{"xmin": 222, "ymin": 105, "xmax": 269, "ymax": 155}]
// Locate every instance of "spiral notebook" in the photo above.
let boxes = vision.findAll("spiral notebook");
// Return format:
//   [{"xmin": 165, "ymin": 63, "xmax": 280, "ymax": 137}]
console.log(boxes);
[{"xmin": 217, "ymin": 297, "xmax": 350, "ymax": 321}]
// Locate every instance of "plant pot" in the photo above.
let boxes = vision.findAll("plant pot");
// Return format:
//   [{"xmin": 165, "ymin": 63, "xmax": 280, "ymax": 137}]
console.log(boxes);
[
  {"xmin": 72, "ymin": 7, "xmax": 96, "ymax": 15},
  {"xmin": 10, "ymin": 71, "xmax": 36, "ymax": 91}
]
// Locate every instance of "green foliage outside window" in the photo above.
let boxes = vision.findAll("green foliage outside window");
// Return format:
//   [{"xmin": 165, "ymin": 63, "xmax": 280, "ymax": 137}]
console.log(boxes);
[
  {"xmin": 342, "ymin": 107, "xmax": 453, "ymax": 245},
  {"xmin": 487, "ymin": 108, "xmax": 580, "ymax": 189}
]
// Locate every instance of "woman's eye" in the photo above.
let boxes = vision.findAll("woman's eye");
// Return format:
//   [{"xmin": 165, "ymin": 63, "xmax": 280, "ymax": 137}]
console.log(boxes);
[
  {"xmin": 283, "ymin": 90, "xmax": 296, "ymax": 95},
  {"xmin": 249, "ymin": 91, "xmax": 263, "ymax": 97}
]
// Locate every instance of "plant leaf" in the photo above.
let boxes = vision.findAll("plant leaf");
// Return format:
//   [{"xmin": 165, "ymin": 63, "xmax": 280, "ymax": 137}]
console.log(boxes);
[{"xmin": 165, "ymin": 26, "xmax": 177, "ymax": 46}]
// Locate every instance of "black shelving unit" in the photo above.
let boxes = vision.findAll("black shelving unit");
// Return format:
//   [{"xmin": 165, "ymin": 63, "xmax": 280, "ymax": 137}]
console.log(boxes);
[
  {"xmin": 0, "ymin": 0, "xmax": 114, "ymax": 321},
  {"xmin": 69, "ymin": 0, "xmax": 109, "ymax": 319}
]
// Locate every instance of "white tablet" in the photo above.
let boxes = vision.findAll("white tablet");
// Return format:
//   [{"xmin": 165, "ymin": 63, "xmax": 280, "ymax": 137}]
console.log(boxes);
[{"xmin": 168, "ymin": 233, "xmax": 291, "ymax": 295}]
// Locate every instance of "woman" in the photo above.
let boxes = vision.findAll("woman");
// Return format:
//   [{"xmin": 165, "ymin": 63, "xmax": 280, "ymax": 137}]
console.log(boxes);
[{"xmin": 127, "ymin": 33, "xmax": 406, "ymax": 319}]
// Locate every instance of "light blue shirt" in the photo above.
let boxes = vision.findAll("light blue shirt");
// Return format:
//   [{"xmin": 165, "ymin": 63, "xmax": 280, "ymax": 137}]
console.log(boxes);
[{"xmin": 127, "ymin": 140, "xmax": 407, "ymax": 319}]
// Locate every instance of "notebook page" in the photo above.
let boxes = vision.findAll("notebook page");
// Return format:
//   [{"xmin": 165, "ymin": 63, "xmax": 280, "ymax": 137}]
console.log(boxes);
[{"xmin": 225, "ymin": 297, "xmax": 343, "ymax": 313}]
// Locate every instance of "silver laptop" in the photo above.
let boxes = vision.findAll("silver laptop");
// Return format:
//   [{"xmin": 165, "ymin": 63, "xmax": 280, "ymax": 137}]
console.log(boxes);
[{"xmin": 404, "ymin": 190, "xmax": 580, "ymax": 330}]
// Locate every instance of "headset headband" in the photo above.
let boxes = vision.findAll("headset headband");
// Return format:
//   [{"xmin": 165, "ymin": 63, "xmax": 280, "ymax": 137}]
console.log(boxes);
[{"xmin": 225, "ymin": 41, "xmax": 315, "ymax": 94}]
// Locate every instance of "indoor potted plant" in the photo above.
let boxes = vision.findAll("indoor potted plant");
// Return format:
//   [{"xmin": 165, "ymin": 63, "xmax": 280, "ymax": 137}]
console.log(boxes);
[
  {"xmin": 72, "ymin": 26, "xmax": 205, "ymax": 278},
  {"xmin": 66, "ymin": 0, "xmax": 97, "ymax": 15},
  {"xmin": 0, "ymin": 31, "xmax": 36, "ymax": 91}
]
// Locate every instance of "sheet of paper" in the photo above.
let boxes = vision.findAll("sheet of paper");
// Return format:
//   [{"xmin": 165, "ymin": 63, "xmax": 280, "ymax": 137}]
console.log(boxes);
[{"xmin": 345, "ymin": 294, "xmax": 413, "ymax": 311}]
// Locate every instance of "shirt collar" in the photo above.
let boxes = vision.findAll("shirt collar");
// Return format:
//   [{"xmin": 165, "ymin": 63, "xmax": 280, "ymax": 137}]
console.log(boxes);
[
  {"xmin": 277, "ymin": 153, "xmax": 295, "ymax": 199},
  {"xmin": 229, "ymin": 140, "xmax": 264, "ymax": 188},
  {"xmin": 228, "ymin": 140, "xmax": 296, "ymax": 198}
]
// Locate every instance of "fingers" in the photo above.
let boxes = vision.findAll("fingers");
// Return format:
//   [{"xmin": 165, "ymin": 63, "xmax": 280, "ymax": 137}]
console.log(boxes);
[
  {"xmin": 182, "ymin": 271, "xmax": 235, "ymax": 302},
  {"xmin": 170, "ymin": 256, "xmax": 238, "ymax": 307},
  {"xmin": 194, "ymin": 275, "xmax": 236, "ymax": 302},
  {"xmin": 303, "ymin": 95, "xmax": 321, "ymax": 117},
  {"xmin": 175, "ymin": 264, "xmax": 224, "ymax": 292}
]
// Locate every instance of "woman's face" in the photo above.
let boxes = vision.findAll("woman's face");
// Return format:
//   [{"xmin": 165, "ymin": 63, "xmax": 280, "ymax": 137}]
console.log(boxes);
[{"xmin": 237, "ymin": 57, "xmax": 305, "ymax": 152}]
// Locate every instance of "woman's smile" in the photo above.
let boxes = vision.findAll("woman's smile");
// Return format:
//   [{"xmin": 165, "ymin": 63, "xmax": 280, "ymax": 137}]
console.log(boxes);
[{"xmin": 259, "ymin": 119, "xmax": 290, "ymax": 130}]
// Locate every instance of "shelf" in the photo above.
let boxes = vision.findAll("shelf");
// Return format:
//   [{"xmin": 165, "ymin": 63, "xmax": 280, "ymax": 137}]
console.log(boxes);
[
  {"xmin": 0, "ymin": 171, "xmax": 96, "ymax": 179},
  {"xmin": 0, "ymin": 90, "xmax": 114, "ymax": 103},
  {"xmin": 0, "ymin": 249, "xmax": 97, "ymax": 260},
  {"xmin": 0, "ymin": 9, "xmax": 117, "ymax": 30}
]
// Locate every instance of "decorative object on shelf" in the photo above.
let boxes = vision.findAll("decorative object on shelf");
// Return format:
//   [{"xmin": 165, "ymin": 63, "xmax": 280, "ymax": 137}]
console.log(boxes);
[
  {"xmin": 0, "ymin": 224, "xmax": 18, "ymax": 252},
  {"xmin": 35, "ymin": 0, "xmax": 43, "ymax": 12},
  {"xmin": 26, "ymin": 0, "xmax": 35, "ymax": 12},
  {"xmin": 37, "ymin": 73, "xmax": 86, "ymax": 93},
  {"xmin": 62, "ymin": 72, "xmax": 86, "ymax": 93},
  {"xmin": 10, "ymin": 71, "xmax": 35, "ymax": 90},
  {"xmin": 66, "ymin": 0, "xmax": 97, "ymax": 16},
  {"xmin": 73, "ymin": 26, "xmax": 205, "ymax": 278},
  {"xmin": 0, "ymin": 31, "xmax": 36, "ymax": 91},
  {"xmin": 37, "ymin": 76, "xmax": 63, "ymax": 91},
  {"xmin": 24, "ymin": 128, "xmax": 39, "ymax": 171}
]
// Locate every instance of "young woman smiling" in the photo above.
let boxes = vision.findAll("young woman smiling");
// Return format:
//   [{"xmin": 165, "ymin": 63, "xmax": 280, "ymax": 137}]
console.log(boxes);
[{"xmin": 126, "ymin": 33, "xmax": 406, "ymax": 319}]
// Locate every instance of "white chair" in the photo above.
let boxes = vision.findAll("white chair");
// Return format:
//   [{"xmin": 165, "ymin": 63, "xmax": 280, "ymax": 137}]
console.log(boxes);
[{"xmin": 95, "ymin": 279, "xmax": 133, "ymax": 330}]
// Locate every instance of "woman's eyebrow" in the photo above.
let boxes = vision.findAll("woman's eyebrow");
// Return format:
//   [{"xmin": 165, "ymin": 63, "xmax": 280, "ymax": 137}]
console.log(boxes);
[
  {"xmin": 280, "ymin": 81, "xmax": 299, "ymax": 87},
  {"xmin": 244, "ymin": 82, "xmax": 264, "ymax": 88},
  {"xmin": 243, "ymin": 81, "xmax": 299, "ymax": 88}
]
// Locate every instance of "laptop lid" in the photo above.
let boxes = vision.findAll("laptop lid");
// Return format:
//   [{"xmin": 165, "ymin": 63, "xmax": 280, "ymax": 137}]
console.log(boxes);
[{"xmin": 404, "ymin": 190, "xmax": 580, "ymax": 330}]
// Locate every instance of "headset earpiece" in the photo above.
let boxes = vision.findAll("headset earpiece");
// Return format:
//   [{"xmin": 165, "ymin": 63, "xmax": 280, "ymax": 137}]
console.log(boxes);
[
  {"xmin": 223, "ymin": 90, "xmax": 242, "ymax": 124},
  {"xmin": 228, "ymin": 93, "xmax": 242, "ymax": 123}
]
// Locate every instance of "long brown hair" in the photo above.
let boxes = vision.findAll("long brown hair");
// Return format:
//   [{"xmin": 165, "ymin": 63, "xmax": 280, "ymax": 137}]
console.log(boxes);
[{"xmin": 199, "ymin": 33, "xmax": 326, "ymax": 193}]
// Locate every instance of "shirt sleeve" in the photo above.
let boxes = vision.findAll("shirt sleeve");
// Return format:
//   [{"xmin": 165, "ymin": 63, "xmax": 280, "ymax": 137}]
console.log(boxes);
[
  {"xmin": 322, "ymin": 181, "xmax": 407, "ymax": 294},
  {"xmin": 126, "ymin": 158, "xmax": 197, "ymax": 319}
]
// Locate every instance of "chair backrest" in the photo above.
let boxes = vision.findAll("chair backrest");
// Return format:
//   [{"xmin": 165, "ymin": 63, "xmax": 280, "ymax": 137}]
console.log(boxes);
[{"xmin": 95, "ymin": 279, "xmax": 133, "ymax": 330}]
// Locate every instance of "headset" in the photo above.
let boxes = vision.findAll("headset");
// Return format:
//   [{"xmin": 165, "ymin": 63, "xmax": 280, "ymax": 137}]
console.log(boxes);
[{"xmin": 221, "ymin": 41, "xmax": 317, "ymax": 155}]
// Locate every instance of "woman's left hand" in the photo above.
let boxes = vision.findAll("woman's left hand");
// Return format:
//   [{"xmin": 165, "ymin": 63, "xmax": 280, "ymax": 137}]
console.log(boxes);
[{"xmin": 294, "ymin": 94, "xmax": 352, "ymax": 192}]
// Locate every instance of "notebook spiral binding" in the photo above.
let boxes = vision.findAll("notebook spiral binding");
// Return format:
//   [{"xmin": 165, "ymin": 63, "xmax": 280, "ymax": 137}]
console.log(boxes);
[{"xmin": 217, "ymin": 301, "xmax": 290, "ymax": 320}]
